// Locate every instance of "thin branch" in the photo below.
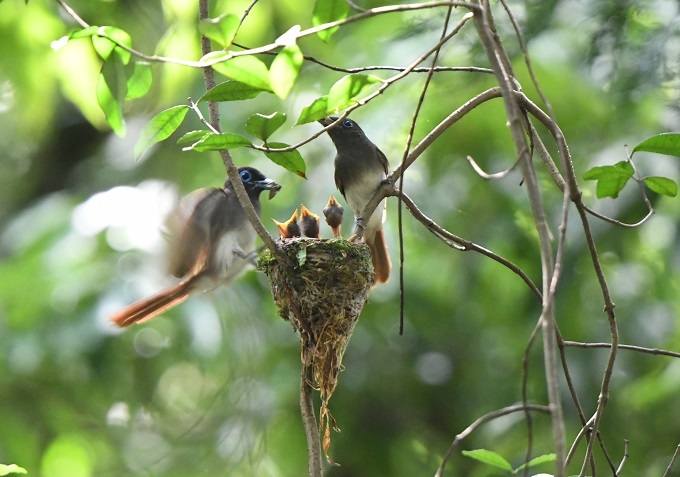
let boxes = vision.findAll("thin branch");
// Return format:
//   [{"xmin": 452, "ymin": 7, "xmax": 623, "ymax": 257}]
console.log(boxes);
[
  {"xmin": 473, "ymin": 3, "xmax": 566, "ymax": 474},
  {"xmin": 616, "ymin": 440, "xmax": 629, "ymax": 476},
  {"xmin": 466, "ymin": 155, "xmax": 520, "ymax": 180},
  {"xmin": 58, "ymin": 1, "xmax": 478, "ymax": 69},
  {"xmin": 435, "ymin": 404, "xmax": 551, "ymax": 477},
  {"xmin": 662, "ymin": 444, "xmax": 680, "ymax": 477},
  {"xmin": 197, "ymin": 0, "xmax": 278, "ymax": 255},
  {"xmin": 397, "ymin": 189, "xmax": 542, "ymax": 302},
  {"xmin": 55, "ymin": 0, "xmax": 88, "ymax": 28},
  {"xmin": 301, "ymin": 364, "xmax": 322, "ymax": 477},
  {"xmin": 520, "ymin": 321, "xmax": 542, "ymax": 477},
  {"xmin": 563, "ymin": 341, "xmax": 680, "ymax": 359},
  {"xmin": 395, "ymin": 4, "xmax": 455, "ymax": 335}
]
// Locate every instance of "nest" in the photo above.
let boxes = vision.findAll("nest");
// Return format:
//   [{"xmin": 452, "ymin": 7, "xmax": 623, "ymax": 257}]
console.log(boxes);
[{"xmin": 259, "ymin": 238, "xmax": 374, "ymax": 455}]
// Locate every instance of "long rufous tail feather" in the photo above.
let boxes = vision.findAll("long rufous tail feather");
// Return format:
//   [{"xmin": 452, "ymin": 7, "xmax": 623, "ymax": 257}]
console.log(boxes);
[
  {"xmin": 366, "ymin": 227, "xmax": 391, "ymax": 285},
  {"xmin": 110, "ymin": 275, "xmax": 201, "ymax": 327}
]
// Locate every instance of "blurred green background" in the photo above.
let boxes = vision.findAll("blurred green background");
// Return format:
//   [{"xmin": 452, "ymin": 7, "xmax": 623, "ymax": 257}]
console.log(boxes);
[{"xmin": 1, "ymin": 0, "xmax": 680, "ymax": 476}]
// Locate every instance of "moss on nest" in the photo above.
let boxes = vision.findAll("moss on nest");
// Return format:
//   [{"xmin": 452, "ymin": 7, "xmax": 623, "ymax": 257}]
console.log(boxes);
[{"xmin": 259, "ymin": 238, "xmax": 374, "ymax": 453}]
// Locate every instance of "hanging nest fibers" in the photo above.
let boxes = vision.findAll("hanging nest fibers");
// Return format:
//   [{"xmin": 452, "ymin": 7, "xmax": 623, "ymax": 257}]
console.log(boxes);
[{"xmin": 259, "ymin": 238, "xmax": 374, "ymax": 457}]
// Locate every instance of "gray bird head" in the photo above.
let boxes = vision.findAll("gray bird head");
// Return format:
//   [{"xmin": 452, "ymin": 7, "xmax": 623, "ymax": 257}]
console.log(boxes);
[{"xmin": 318, "ymin": 116, "xmax": 371, "ymax": 151}]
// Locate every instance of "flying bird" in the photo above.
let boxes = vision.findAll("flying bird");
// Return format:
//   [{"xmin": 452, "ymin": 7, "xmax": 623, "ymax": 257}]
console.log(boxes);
[{"xmin": 110, "ymin": 167, "xmax": 281, "ymax": 327}]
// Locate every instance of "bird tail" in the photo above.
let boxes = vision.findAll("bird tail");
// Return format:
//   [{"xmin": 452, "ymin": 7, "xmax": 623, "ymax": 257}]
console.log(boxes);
[
  {"xmin": 109, "ymin": 275, "xmax": 201, "ymax": 327},
  {"xmin": 366, "ymin": 226, "xmax": 391, "ymax": 285}
]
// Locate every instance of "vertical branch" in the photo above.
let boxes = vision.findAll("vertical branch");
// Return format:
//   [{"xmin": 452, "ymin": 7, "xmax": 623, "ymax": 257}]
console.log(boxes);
[
  {"xmin": 471, "ymin": 1, "xmax": 566, "ymax": 474},
  {"xmin": 301, "ymin": 364, "xmax": 323, "ymax": 477},
  {"xmin": 197, "ymin": 0, "xmax": 279, "ymax": 255}
]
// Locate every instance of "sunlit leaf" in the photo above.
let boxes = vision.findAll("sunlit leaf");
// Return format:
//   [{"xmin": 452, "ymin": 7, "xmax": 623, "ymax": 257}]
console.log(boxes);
[
  {"xmin": 185, "ymin": 132, "xmax": 252, "ymax": 152},
  {"xmin": 270, "ymin": 44, "xmax": 303, "ymax": 100},
  {"xmin": 296, "ymin": 96, "xmax": 328, "ymax": 124},
  {"xmin": 327, "ymin": 74, "xmax": 381, "ymax": 113},
  {"xmin": 632, "ymin": 132, "xmax": 680, "ymax": 157},
  {"xmin": 125, "ymin": 62, "xmax": 152, "ymax": 99},
  {"xmin": 200, "ymin": 80, "xmax": 270, "ymax": 102},
  {"xmin": 0, "ymin": 464, "xmax": 28, "ymax": 476},
  {"xmin": 312, "ymin": 0, "xmax": 349, "ymax": 42},
  {"xmin": 263, "ymin": 142, "xmax": 306, "ymax": 178},
  {"xmin": 461, "ymin": 449, "xmax": 513, "ymax": 472},
  {"xmin": 643, "ymin": 176, "xmax": 678, "ymax": 197},
  {"xmin": 91, "ymin": 26, "xmax": 132, "ymax": 64},
  {"xmin": 68, "ymin": 25, "xmax": 100, "ymax": 40},
  {"xmin": 199, "ymin": 13, "xmax": 239, "ymax": 48},
  {"xmin": 211, "ymin": 55, "xmax": 272, "ymax": 91},
  {"xmin": 515, "ymin": 453, "xmax": 556, "ymax": 471},
  {"xmin": 134, "ymin": 105, "xmax": 189, "ymax": 159},
  {"xmin": 583, "ymin": 160, "xmax": 634, "ymax": 198},
  {"xmin": 245, "ymin": 112, "xmax": 287, "ymax": 141},
  {"xmin": 97, "ymin": 57, "xmax": 127, "ymax": 136},
  {"xmin": 275, "ymin": 24, "xmax": 302, "ymax": 47},
  {"xmin": 177, "ymin": 130, "xmax": 209, "ymax": 145}
]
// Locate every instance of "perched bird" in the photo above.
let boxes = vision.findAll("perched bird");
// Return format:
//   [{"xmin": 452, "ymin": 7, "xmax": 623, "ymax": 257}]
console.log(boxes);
[
  {"xmin": 299, "ymin": 205, "xmax": 320, "ymax": 238},
  {"xmin": 110, "ymin": 167, "xmax": 281, "ymax": 327},
  {"xmin": 319, "ymin": 116, "xmax": 391, "ymax": 284},
  {"xmin": 273, "ymin": 209, "xmax": 301, "ymax": 239},
  {"xmin": 323, "ymin": 194, "xmax": 344, "ymax": 238}
]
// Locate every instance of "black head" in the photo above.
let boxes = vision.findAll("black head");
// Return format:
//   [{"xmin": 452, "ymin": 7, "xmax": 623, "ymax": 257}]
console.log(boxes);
[
  {"xmin": 318, "ymin": 116, "xmax": 371, "ymax": 150},
  {"xmin": 229, "ymin": 167, "xmax": 281, "ymax": 199}
]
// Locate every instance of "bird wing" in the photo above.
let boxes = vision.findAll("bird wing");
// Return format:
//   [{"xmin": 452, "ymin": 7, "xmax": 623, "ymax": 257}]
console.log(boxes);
[{"xmin": 166, "ymin": 187, "xmax": 222, "ymax": 278}]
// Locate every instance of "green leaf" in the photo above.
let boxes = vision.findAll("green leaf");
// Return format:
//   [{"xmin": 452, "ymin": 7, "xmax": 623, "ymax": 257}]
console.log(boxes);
[
  {"xmin": 583, "ymin": 160, "xmax": 635, "ymax": 198},
  {"xmin": 245, "ymin": 112, "xmax": 287, "ymax": 141},
  {"xmin": 199, "ymin": 13, "xmax": 239, "ymax": 48},
  {"xmin": 69, "ymin": 25, "xmax": 101, "ymax": 40},
  {"xmin": 125, "ymin": 62, "xmax": 152, "ymax": 100},
  {"xmin": 461, "ymin": 449, "xmax": 513, "ymax": 472},
  {"xmin": 297, "ymin": 246, "xmax": 307, "ymax": 266},
  {"xmin": 177, "ymin": 130, "xmax": 209, "ymax": 146},
  {"xmin": 270, "ymin": 44, "xmax": 304, "ymax": 99},
  {"xmin": 296, "ymin": 96, "xmax": 328, "ymax": 124},
  {"xmin": 514, "ymin": 453, "xmax": 556, "ymax": 472},
  {"xmin": 211, "ymin": 55, "xmax": 272, "ymax": 91},
  {"xmin": 263, "ymin": 142, "xmax": 307, "ymax": 178},
  {"xmin": 91, "ymin": 26, "xmax": 132, "ymax": 64},
  {"xmin": 632, "ymin": 133, "xmax": 680, "ymax": 157},
  {"xmin": 0, "ymin": 464, "xmax": 28, "ymax": 476},
  {"xmin": 97, "ymin": 57, "xmax": 127, "ymax": 136},
  {"xmin": 312, "ymin": 0, "xmax": 349, "ymax": 42},
  {"xmin": 134, "ymin": 105, "xmax": 189, "ymax": 159},
  {"xmin": 327, "ymin": 74, "xmax": 381, "ymax": 112},
  {"xmin": 643, "ymin": 176, "xmax": 678, "ymax": 197},
  {"xmin": 185, "ymin": 132, "xmax": 252, "ymax": 152},
  {"xmin": 200, "ymin": 80, "xmax": 270, "ymax": 102}
]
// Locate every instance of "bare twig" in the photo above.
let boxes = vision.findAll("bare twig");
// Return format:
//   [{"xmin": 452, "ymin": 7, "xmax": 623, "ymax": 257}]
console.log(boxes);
[
  {"xmin": 563, "ymin": 341, "xmax": 680, "ymax": 359},
  {"xmin": 58, "ymin": 1, "xmax": 478, "ymax": 69},
  {"xmin": 473, "ymin": 3, "xmax": 566, "ymax": 474},
  {"xmin": 435, "ymin": 404, "xmax": 551, "ymax": 477},
  {"xmin": 197, "ymin": 0, "xmax": 278, "ymax": 255},
  {"xmin": 395, "ymin": 4, "xmax": 456, "ymax": 335},
  {"xmin": 301, "ymin": 364, "xmax": 323, "ymax": 477},
  {"xmin": 397, "ymin": 189, "xmax": 542, "ymax": 302},
  {"xmin": 662, "ymin": 444, "xmax": 680, "ymax": 477}
]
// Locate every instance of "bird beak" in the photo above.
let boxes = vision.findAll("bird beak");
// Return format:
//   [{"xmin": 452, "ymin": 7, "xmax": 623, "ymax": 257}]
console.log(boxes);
[
  {"xmin": 318, "ymin": 116, "xmax": 339, "ymax": 127},
  {"xmin": 254, "ymin": 178, "xmax": 282, "ymax": 199}
]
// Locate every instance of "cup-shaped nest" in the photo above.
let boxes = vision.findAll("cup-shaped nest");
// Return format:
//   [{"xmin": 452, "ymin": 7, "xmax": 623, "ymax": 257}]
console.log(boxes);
[{"xmin": 259, "ymin": 238, "xmax": 373, "ymax": 449}]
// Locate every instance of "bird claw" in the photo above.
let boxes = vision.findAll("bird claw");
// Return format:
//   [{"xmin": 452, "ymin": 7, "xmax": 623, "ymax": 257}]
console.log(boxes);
[{"xmin": 234, "ymin": 248, "xmax": 258, "ymax": 266}]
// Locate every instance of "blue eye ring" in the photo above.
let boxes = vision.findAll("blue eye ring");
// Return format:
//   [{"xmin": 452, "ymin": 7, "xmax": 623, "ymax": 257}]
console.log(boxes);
[
  {"xmin": 342, "ymin": 119, "xmax": 353, "ymax": 128},
  {"xmin": 239, "ymin": 169, "xmax": 253, "ymax": 182}
]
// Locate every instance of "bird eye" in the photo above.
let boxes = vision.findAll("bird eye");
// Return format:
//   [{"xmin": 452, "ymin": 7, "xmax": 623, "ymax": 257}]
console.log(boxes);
[
  {"xmin": 239, "ymin": 169, "xmax": 253, "ymax": 182},
  {"xmin": 342, "ymin": 119, "xmax": 353, "ymax": 128}
]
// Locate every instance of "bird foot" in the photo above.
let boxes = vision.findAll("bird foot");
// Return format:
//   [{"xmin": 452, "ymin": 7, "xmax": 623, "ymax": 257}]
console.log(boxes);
[{"xmin": 234, "ymin": 248, "xmax": 258, "ymax": 266}]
